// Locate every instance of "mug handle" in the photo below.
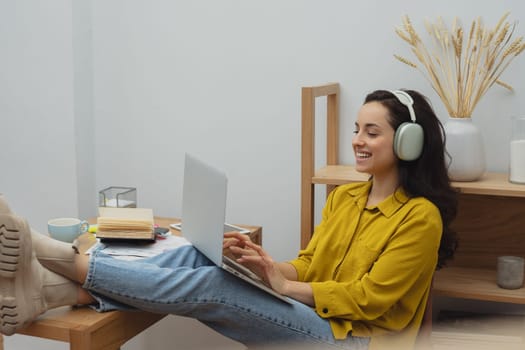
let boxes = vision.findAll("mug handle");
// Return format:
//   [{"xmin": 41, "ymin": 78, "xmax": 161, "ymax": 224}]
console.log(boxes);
[{"xmin": 80, "ymin": 220, "xmax": 90, "ymax": 233}]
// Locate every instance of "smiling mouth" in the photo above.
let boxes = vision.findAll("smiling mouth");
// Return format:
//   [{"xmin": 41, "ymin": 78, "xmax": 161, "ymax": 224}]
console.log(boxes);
[{"xmin": 356, "ymin": 151, "xmax": 371, "ymax": 159}]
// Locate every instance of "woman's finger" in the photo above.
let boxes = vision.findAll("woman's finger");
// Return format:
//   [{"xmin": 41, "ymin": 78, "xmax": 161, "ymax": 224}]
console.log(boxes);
[
  {"xmin": 229, "ymin": 245, "xmax": 257, "ymax": 257},
  {"xmin": 224, "ymin": 232, "xmax": 251, "ymax": 242},
  {"xmin": 244, "ymin": 241, "xmax": 269, "ymax": 258},
  {"xmin": 222, "ymin": 237, "xmax": 239, "ymax": 249}
]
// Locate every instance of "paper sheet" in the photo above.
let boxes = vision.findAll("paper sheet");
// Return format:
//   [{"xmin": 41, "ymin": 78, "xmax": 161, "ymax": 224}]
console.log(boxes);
[{"xmin": 85, "ymin": 233, "xmax": 192, "ymax": 261}]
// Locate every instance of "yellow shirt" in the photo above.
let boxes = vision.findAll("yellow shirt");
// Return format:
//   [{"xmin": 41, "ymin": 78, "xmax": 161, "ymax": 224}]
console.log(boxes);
[{"xmin": 288, "ymin": 181, "xmax": 442, "ymax": 349}]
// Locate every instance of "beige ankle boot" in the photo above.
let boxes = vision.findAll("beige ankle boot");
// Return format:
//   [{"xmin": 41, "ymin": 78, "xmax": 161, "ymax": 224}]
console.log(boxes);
[
  {"xmin": 31, "ymin": 229, "xmax": 80, "ymax": 282},
  {"xmin": 0, "ymin": 194, "xmax": 79, "ymax": 280},
  {"xmin": 0, "ymin": 194, "xmax": 13, "ymax": 215},
  {"xmin": 0, "ymin": 214, "xmax": 79, "ymax": 336}
]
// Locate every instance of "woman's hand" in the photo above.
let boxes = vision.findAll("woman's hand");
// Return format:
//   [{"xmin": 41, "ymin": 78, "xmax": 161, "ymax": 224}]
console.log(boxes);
[
  {"xmin": 223, "ymin": 232, "xmax": 314, "ymax": 305},
  {"xmin": 223, "ymin": 232, "xmax": 288, "ymax": 294},
  {"xmin": 223, "ymin": 232, "xmax": 264, "ymax": 278},
  {"xmin": 223, "ymin": 232, "xmax": 260, "ymax": 274},
  {"xmin": 233, "ymin": 241, "xmax": 289, "ymax": 294}
]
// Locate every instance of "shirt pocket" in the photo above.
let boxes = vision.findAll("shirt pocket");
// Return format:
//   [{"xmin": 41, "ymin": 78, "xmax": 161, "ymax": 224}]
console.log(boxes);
[{"xmin": 349, "ymin": 241, "xmax": 382, "ymax": 277}]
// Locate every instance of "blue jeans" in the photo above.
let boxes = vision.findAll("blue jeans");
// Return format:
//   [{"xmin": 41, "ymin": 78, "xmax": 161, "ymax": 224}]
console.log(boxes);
[{"xmin": 83, "ymin": 246, "xmax": 369, "ymax": 349}]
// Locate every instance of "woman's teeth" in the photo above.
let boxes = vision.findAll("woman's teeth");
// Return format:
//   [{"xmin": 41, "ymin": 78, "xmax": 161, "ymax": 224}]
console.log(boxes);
[{"xmin": 356, "ymin": 152, "xmax": 371, "ymax": 158}]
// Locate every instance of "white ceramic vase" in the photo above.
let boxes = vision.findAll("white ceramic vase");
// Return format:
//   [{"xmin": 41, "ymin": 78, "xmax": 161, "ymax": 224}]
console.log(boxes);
[{"xmin": 443, "ymin": 117, "xmax": 486, "ymax": 181}]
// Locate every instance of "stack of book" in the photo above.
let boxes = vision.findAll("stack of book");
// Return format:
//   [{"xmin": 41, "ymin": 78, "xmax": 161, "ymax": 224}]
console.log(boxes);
[
  {"xmin": 432, "ymin": 310, "xmax": 525, "ymax": 350},
  {"xmin": 96, "ymin": 207, "xmax": 155, "ymax": 241}
]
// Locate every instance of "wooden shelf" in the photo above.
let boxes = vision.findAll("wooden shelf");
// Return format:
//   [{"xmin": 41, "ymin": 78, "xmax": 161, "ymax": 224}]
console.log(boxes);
[
  {"xmin": 434, "ymin": 267, "xmax": 525, "ymax": 304},
  {"xmin": 312, "ymin": 165, "xmax": 369, "ymax": 185},
  {"xmin": 450, "ymin": 172, "xmax": 525, "ymax": 197},
  {"xmin": 312, "ymin": 165, "xmax": 525, "ymax": 197}
]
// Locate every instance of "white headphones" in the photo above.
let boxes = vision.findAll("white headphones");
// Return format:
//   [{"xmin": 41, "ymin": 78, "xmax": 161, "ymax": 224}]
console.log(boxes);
[{"xmin": 389, "ymin": 90, "xmax": 424, "ymax": 161}]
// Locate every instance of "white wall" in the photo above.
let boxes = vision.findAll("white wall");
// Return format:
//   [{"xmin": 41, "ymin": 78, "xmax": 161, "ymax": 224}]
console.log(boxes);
[
  {"xmin": 0, "ymin": 0, "xmax": 79, "ymax": 232},
  {"xmin": 72, "ymin": 0, "xmax": 97, "ymax": 219},
  {"xmin": 1, "ymin": 1, "xmax": 524, "ymax": 349}
]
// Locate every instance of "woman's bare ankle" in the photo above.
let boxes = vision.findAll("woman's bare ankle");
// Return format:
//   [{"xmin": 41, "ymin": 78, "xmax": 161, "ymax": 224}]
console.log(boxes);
[
  {"xmin": 76, "ymin": 286, "xmax": 95, "ymax": 305},
  {"xmin": 75, "ymin": 254, "xmax": 90, "ymax": 284}
]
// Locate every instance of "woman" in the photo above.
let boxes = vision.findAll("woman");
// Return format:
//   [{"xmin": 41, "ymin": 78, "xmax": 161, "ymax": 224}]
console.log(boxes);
[{"xmin": 0, "ymin": 89, "xmax": 457, "ymax": 350}]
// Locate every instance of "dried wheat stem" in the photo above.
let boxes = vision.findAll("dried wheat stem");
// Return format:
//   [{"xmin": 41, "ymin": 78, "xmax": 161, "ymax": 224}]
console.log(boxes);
[
  {"xmin": 496, "ymin": 80, "xmax": 514, "ymax": 91},
  {"xmin": 394, "ymin": 54, "xmax": 418, "ymax": 68},
  {"xmin": 394, "ymin": 13, "xmax": 523, "ymax": 117}
]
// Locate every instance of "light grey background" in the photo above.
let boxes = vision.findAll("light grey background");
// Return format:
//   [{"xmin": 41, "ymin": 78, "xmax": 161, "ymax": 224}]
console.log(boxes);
[{"xmin": 1, "ymin": 1, "xmax": 524, "ymax": 349}]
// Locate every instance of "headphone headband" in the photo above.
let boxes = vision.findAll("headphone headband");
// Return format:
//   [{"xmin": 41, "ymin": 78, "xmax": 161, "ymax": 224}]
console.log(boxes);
[{"xmin": 389, "ymin": 90, "xmax": 416, "ymax": 123}]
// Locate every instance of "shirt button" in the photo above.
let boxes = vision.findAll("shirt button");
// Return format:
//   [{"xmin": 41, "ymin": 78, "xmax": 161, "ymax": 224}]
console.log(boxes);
[{"xmin": 322, "ymin": 308, "xmax": 328, "ymax": 314}]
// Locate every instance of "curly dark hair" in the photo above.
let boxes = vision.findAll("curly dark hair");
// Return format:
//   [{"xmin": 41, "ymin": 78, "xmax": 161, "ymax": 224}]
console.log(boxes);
[{"xmin": 364, "ymin": 89, "xmax": 458, "ymax": 269}]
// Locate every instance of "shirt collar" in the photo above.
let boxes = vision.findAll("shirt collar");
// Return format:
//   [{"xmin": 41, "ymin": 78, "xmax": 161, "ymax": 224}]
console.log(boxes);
[{"xmin": 346, "ymin": 181, "xmax": 410, "ymax": 218}]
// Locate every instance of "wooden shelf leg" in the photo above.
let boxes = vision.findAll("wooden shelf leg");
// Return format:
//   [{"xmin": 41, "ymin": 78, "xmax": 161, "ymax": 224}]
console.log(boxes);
[{"xmin": 300, "ymin": 83, "xmax": 340, "ymax": 249}]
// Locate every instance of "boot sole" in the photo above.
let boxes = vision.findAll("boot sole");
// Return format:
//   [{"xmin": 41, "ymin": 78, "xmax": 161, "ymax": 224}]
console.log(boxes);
[
  {"xmin": 0, "ymin": 216, "xmax": 21, "ymax": 278},
  {"xmin": 0, "ymin": 214, "xmax": 30, "ymax": 335}
]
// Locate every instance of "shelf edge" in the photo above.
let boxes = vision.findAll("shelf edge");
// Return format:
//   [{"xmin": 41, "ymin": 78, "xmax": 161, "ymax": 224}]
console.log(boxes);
[{"xmin": 312, "ymin": 166, "xmax": 525, "ymax": 197}]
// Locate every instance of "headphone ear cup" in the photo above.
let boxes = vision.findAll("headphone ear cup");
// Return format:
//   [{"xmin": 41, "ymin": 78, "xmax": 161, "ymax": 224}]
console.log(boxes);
[{"xmin": 394, "ymin": 122, "xmax": 424, "ymax": 161}]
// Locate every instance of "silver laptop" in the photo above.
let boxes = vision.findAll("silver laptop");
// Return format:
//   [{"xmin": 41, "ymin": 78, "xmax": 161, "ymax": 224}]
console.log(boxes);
[{"xmin": 181, "ymin": 153, "xmax": 292, "ymax": 304}]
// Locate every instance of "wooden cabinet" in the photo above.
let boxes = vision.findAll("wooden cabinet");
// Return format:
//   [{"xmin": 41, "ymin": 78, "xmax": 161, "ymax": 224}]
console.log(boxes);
[{"xmin": 301, "ymin": 83, "xmax": 525, "ymax": 305}]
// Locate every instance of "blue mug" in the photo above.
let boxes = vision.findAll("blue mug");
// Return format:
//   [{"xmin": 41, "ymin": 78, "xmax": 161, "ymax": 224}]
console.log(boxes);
[{"xmin": 48, "ymin": 218, "xmax": 89, "ymax": 243}]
